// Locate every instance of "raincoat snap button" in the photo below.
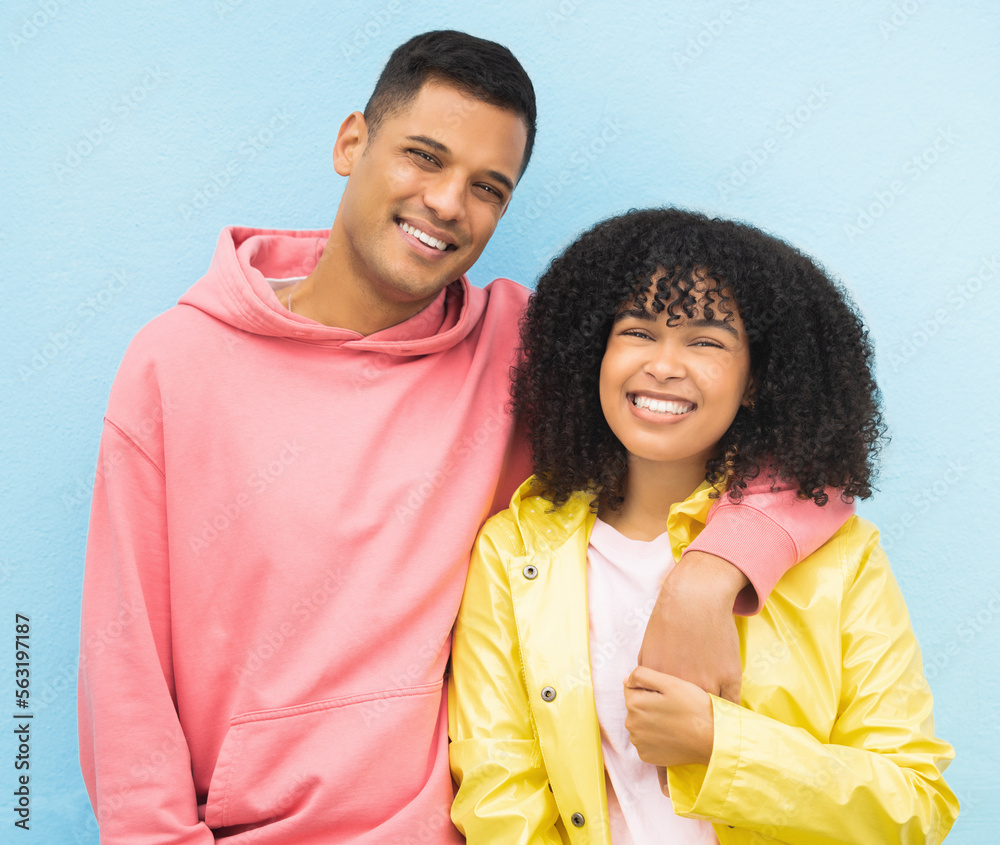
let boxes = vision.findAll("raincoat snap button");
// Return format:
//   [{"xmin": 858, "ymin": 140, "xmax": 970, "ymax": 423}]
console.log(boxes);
[
  {"xmin": 571, "ymin": 812, "xmax": 585, "ymax": 827},
  {"xmin": 522, "ymin": 564, "xmax": 538, "ymax": 580},
  {"xmin": 541, "ymin": 686, "xmax": 557, "ymax": 702}
]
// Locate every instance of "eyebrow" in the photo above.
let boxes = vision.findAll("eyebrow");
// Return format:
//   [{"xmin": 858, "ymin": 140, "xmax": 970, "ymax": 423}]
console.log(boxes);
[
  {"xmin": 614, "ymin": 308, "xmax": 741, "ymax": 339},
  {"xmin": 405, "ymin": 135, "xmax": 515, "ymax": 193},
  {"xmin": 614, "ymin": 307, "xmax": 658, "ymax": 323}
]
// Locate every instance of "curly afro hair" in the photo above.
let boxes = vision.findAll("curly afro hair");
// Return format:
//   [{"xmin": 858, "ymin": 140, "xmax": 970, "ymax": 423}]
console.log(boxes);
[{"xmin": 511, "ymin": 208, "xmax": 885, "ymax": 512}]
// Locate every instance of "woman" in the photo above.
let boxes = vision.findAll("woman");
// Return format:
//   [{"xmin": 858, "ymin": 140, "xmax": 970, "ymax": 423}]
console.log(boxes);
[{"xmin": 448, "ymin": 208, "xmax": 957, "ymax": 843}]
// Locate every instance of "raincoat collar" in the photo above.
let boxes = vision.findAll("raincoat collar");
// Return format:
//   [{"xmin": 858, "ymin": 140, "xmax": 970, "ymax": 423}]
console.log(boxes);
[{"xmin": 507, "ymin": 475, "xmax": 719, "ymax": 558}]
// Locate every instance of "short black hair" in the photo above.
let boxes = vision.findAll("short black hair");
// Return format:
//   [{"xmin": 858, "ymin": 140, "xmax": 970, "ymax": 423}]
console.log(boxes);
[
  {"xmin": 512, "ymin": 208, "xmax": 885, "ymax": 511},
  {"xmin": 364, "ymin": 30, "xmax": 536, "ymax": 177}
]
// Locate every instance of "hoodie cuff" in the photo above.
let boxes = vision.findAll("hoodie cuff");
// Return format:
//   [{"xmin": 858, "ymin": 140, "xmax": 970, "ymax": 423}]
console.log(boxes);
[{"xmin": 683, "ymin": 503, "xmax": 798, "ymax": 616}]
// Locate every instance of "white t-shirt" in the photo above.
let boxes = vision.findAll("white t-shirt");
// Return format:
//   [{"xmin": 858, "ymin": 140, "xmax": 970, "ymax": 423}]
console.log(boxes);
[{"xmin": 587, "ymin": 518, "xmax": 719, "ymax": 845}]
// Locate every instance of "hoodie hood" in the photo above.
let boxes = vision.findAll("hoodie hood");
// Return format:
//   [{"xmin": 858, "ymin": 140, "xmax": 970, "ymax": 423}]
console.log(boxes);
[{"xmin": 177, "ymin": 226, "xmax": 483, "ymax": 355}]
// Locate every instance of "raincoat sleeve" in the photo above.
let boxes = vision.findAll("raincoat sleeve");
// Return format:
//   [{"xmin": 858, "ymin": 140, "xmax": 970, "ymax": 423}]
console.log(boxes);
[
  {"xmin": 448, "ymin": 516, "xmax": 565, "ymax": 844},
  {"xmin": 667, "ymin": 521, "xmax": 959, "ymax": 844},
  {"xmin": 685, "ymin": 477, "xmax": 855, "ymax": 614},
  {"xmin": 78, "ymin": 422, "xmax": 215, "ymax": 844}
]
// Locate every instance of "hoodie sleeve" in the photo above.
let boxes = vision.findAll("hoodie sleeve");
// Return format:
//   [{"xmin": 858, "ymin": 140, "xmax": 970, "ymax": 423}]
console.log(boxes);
[
  {"xmin": 684, "ymin": 477, "xmax": 855, "ymax": 615},
  {"xmin": 78, "ymin": 422, "xmax": 214, "ymax": 844}
]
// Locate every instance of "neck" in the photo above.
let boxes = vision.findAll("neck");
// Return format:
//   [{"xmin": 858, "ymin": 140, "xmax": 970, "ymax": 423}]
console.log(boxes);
[
  {"xmin": 599, "ymin": 457, "xmax": 707, "ymax": 541},
  {"xmin": 288, "ymin": 231, "xmax": 438, "ymax": 335}
]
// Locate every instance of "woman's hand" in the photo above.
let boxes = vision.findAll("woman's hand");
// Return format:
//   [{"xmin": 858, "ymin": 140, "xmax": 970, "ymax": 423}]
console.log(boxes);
[{"xmin": 624, "ymin": 666, "xmax": 715, "ymax": 769}]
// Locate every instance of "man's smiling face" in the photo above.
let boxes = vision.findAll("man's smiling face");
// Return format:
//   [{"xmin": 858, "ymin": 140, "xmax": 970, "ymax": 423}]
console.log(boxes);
[{"xmin": 330, "ymin": 80, "xmax": 529, "ymax": 317}]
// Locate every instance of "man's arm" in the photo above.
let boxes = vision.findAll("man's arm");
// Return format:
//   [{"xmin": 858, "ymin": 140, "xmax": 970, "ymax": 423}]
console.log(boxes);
[
  {"xmin": 640, "ymin": 479, "xmax": 855, "ymax": 703},
  {"xmin": 486, "ymin": 412, "xmax": 534, "ymax": 519},
  {"xmin": 79, "ymin": 424, "xmax": 214, "ymax": 844},
  {"xmin": 649, "ymin": 525, "xmax": 958, "ymax": 843}
]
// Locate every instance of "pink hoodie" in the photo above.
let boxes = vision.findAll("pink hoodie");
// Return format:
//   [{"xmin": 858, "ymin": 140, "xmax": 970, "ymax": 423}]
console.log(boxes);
[
  {"xmin": 79, "ymin": 227, "xmax": 532, "ymax": 843},
  {"xmin": 78, "ymin": 227, "xmax": 851, "ymax": 843}
]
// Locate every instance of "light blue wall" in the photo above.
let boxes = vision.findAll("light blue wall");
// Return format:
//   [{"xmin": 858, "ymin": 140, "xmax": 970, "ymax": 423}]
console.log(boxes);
[{"xmin": 2, "ymin": 0, "xmax": 997, "ymax": 840}]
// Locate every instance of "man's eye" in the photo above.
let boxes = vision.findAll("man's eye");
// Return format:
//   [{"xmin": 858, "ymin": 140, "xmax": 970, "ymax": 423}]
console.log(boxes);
[
  {"xmin": 477, "ymin": 183, "xmax": 503, "ymax": 200},
  {"xmin": 410, "ymin": 150, "xmax": 438, "ymax": 165}
]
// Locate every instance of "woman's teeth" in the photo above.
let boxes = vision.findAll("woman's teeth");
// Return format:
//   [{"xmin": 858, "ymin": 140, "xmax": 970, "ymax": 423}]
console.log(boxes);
[
  {"xmin": 632, "ymin": 395, "xmax": 693, "ymax": 415},
  {"xmin": 398, "ymin": 221, "xmax": 449, "ymax": 251}
]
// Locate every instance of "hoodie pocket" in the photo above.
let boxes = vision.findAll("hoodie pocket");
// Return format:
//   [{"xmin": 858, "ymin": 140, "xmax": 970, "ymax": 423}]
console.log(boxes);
[{"xmin": 205, "ymin": 681, "xmax": 445, "ymax": 832}]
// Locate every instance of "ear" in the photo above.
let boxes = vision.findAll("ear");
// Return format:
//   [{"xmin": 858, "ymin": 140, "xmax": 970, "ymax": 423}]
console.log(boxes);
[{"xmin": 333, "ymin": 111, "xmax": 367, "ymax": 177}]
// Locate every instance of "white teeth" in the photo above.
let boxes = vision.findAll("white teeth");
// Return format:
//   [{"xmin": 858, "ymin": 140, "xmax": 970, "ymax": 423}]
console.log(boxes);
[
  {"xmin": 631, "ymin": 395, "xmax": 693, "ymax": 415},
  {"xmin": 398, "ymin": 221, "xmax": 448, "ymax": 251}
]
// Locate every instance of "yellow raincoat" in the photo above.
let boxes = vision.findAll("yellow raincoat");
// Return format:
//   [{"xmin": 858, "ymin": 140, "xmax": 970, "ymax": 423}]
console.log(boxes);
[{"xmin": 449, "ymin": 479, "xmax": 957, "ymax": 843}]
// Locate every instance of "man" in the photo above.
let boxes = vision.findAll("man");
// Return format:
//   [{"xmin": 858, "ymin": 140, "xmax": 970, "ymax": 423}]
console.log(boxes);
[{"xmin": 79, "ymin": 31, "xmax": 849, "ymax": 843}]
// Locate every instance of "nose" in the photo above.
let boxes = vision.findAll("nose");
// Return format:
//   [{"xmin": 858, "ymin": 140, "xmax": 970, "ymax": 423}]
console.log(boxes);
[
  {"xmin": 422, "ymin": 173, "xmax": 466, "ymax": 222},
  {"xmin": 643, "ymin": 338, "xmax": 686, "ymax": 381}
]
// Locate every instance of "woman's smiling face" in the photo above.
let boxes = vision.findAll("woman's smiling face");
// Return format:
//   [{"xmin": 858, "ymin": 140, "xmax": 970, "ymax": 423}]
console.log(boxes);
[{"xmin": 598, "ymin": 278, "xmax": 753, "ymax": 477}]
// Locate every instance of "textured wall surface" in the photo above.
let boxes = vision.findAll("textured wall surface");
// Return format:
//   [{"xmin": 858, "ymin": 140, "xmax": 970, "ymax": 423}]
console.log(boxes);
[{"xmin": 2, "ymin": 0, "xmax": 997, "ymax": 840}]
